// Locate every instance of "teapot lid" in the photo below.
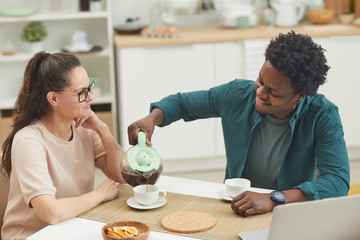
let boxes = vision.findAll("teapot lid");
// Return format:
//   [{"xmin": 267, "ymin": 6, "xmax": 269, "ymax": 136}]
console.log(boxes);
[{"xmin": 127, "ymin": 131, "xmax": 161, "ymax": 173}]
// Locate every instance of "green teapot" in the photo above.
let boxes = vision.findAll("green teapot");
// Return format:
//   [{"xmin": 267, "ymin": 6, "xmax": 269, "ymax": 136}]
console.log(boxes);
[{"xmin": 121, "ymin": 131, "xmax": 162, "ymax": 187}]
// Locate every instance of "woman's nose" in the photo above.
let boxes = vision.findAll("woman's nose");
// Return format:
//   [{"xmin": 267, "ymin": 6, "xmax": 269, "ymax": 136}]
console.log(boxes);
[{"xmin": 86, "ymin": 91, "xmax": 94, "ymax": 102}]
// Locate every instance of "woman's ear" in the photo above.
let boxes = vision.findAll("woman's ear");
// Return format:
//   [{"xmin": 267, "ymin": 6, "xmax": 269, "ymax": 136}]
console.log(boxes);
[{"xmin": 46, "ymin": 92, "xmax": 58, "ymax": 106}]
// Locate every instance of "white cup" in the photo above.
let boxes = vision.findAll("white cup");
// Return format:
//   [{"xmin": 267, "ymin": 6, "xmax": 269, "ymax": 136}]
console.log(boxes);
[
  {"xmin": 133, "ymin": 185, "xmax": 166, "ymax": 206},
  {"xmin": 225, "ymin": 178, "xmax": 251, "ymax": 197},
  {"xmin": 71, "ymin": 31, "xmax": 88, "ymax": 50}
]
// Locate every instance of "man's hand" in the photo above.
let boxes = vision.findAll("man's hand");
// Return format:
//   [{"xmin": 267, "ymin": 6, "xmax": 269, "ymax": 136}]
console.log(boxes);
[
  {"xmin": 231, "ymin": 191, "xmax": 276, "ymax": 217},
  {"xmin": 127, "ymin": 117, "xmax": 155, "ymax": 146},
  {"xmin": 127, "ymin": 108, "xmax": 165, "ymax": 146}
]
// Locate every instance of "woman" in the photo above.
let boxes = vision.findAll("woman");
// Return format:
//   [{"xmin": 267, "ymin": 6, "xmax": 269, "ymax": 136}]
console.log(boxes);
[{"xmin": 1, "ymin": 52, "xmax": 125, "ymax": 240}]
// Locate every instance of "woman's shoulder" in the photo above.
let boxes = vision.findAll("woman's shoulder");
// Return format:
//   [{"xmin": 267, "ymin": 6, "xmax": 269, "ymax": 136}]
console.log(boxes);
[
  {"xmin": 12, "ymin": 120, "xmax": 47, "ymax": 151},
  {"xmin": 14, "ymin": 120, "xmax": 44, "ymax": 139}
]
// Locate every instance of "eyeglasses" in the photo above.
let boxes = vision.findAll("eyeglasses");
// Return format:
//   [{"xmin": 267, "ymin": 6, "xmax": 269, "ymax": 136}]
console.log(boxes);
[{"xmin": 58, "ymin": 79, "xmax": 95, "ymax": 103}]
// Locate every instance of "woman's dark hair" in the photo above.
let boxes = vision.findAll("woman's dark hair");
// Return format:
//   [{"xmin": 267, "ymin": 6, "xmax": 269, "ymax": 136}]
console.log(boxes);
[
  {"xmin": 265, "ymin": 31, "xmax": 330, "ymax": 96},
  {"xmin": 1, "ymin": 51, "xmax": 81, "ymax": 178}
]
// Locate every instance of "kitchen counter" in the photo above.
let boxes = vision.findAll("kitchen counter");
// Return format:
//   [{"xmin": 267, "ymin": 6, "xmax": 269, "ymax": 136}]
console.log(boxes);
[
  {"xmin": 114, "ymin": 23, "xmax": 360, "ymax": 48},
  {"xmin": 114, "ymin": 21, "xmax": 360, "ymax": 160}
]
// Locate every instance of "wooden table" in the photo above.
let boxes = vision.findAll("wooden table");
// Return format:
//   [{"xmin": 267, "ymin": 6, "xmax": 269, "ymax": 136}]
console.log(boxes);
[{"xmin": 27, "ymin": 176, "xmax": 272, "ymax": 240}]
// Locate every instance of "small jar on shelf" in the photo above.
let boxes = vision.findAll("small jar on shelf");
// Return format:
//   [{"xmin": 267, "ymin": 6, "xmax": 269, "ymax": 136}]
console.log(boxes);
[
  {"xmin": 80, "ymin": 0, "xmax": 90, "ymax": 11},
  {"xmin": 2, "ymin": 40, "xmax": 16, "ymax": 56},
  {"xmin": 90, "ymin": 0, "xmax": 102, "ymax": 12}
]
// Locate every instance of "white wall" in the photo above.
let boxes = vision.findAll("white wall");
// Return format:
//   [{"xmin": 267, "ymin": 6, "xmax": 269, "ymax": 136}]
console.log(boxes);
[{"xmin": 111, "ymin": 0, "xmax": 155, "ymax": 27}]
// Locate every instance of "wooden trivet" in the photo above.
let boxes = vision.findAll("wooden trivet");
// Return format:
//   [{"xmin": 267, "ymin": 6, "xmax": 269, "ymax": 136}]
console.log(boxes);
[{"xmin": 161, "ymin": 211, "xmax": 217, "ymax": 233}]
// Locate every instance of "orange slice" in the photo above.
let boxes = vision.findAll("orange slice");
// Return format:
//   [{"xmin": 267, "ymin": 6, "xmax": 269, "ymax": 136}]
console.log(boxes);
[
  {"xmin": 105, "ymin": 226, "xmax": 139, "ymax": 238},
  {"xmin": 106, "ymin": 231, "xmax": 121, "ymax": 237},
  {"xmin": 122, "ymin": 226, "xmax": 138, "ymax": 237},
  {"xmin": 113, "ymin": 227, "xmax": 128, "ymax": 238}
]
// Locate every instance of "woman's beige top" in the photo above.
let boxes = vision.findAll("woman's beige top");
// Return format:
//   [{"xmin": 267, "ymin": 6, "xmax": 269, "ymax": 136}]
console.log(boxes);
[{"xmin": 1, "ymin": 120, "xmax": 105, "ymax": 240}]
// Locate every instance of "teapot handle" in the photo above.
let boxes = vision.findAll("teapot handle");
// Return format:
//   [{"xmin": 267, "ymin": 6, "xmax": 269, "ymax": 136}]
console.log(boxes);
[
  {"xmin": 137, "ymin": 131, "xmax": 146, "ymax": 148},
  {"xmin": 296, "ymin": 2, "xmax": 305, "ymax": 21}
]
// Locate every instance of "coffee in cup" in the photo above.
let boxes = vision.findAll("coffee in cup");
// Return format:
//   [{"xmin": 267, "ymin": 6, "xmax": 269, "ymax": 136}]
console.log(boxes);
[
  {"xmin": 133, "ymin": 185, "xmax": 166, "ymax": 206},
  {"xmin": 225, "ymin": 178, "xmax": 251, "ymax": 197}
]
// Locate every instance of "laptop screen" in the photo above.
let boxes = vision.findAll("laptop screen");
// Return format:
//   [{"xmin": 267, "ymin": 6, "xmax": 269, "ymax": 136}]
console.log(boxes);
[{"xmin": 239, "ymin": 195, "xmax": 360, "ymax": 240}]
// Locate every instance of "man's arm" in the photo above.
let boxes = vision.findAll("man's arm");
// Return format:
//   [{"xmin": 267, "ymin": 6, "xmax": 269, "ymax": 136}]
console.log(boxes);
[
  {"xmin": 295, "ymin": 107, "xmax": 350, "ymax": 200},
  {"xmin": 231, "ymin": 189, "xmax": 307, "ymax": 217}
]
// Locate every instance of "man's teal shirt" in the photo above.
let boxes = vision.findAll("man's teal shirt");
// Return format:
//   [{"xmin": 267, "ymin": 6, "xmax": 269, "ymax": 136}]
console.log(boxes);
[{"xmin": 150, "ymin": 79, "xmax": 350, "ymax": 200}]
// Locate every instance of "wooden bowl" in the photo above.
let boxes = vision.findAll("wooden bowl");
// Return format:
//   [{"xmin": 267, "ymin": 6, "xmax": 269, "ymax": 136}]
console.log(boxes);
[
  {"xmin": 338, "ymin": 13, "xmax": 355, "ymax": 24},
  {"xmin": 306, "ymin": 9, "xmax": 335, "ymax": 24},
  {"xmin": 102, "ymin": 221, "xmax": 150, "ymax": 240}
]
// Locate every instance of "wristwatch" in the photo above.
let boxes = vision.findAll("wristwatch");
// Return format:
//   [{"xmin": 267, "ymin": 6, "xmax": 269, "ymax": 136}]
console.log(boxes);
[{"xmin": 270, "ymin": 190, "xmax": 286, "ymax": 205}]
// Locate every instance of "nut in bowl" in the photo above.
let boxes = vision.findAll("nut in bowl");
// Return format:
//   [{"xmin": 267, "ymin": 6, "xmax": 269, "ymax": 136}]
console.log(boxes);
[
  {"xmin": 306, "ymin": 9, "xmax": 335, "ymax": 24},
  {"xmin": 102, "ymin": 221, "xmax": 150, "ymax": 240}
]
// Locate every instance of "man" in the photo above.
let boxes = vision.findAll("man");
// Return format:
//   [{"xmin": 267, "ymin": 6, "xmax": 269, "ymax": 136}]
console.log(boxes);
[{"xmin": 127, "ymin": 31, "xmax": 350, "ymax": 217}]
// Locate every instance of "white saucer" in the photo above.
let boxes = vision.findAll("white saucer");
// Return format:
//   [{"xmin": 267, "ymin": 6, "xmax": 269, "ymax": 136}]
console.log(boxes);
[
  {"xmin": 127, "ymin": 196, "xmax": 166, "ymax": 210},
  {"xmin": 219, "ymin": 189, "xmax": 233, "ymax": 201}
]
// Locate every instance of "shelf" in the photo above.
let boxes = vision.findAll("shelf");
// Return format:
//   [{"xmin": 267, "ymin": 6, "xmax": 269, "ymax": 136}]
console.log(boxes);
[
  {"xmin": 0, "ymin": 0, "xmax": 117, "ymax": 136},
  {"xmin": 0, "ymin": 48, "xmax": 111, "ymax": 63},
  {"xmin": 0, "ymin": 11, "xmax": 108, "ymax": 23},
  {"xmin": 0, "ymin": 97, "xmax": 16, "ymax": 110},
  {"xmin": 92, "ymin": 93, "xmax": 113, "ymax": 105}
]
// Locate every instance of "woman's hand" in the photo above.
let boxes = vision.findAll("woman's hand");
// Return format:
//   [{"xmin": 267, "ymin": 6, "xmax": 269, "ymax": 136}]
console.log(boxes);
[
  {"xmin": 231, "ymin": 191, "xmax": 276, "ymax": 217},
  {"xmin": 30, "ymin": 178, "xmax": 119, "ymax": 225},
  {"xmin": 95, "ymin": 178, "xmax": 119, "ymax": 202},
  {"xmin": 74, "ymin": 110, "xmax": 104, "ymax": 132}
]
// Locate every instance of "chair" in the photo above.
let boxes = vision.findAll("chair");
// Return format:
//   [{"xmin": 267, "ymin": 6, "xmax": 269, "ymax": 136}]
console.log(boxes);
[
  {"xmin": 0, "ymin": 152, "xmax": 10, "ymax": 239},
  {"xmin": 348, "ymin": 184, "xmax": 360, "ymax": 196},
  {"xmin": 0, "ymin": 172, "xmax": 9, "ymax": 240}
]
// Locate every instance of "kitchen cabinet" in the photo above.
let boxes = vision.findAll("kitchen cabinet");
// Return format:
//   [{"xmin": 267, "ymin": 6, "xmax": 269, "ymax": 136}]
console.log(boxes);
[
  {"xmin": 117, "ymin": 44, "xmax": 218, "ymax": 160},
  {"xmin": 117, "ymin": 42, "xmax": 246, "ymax": 160},
  {"xmin": 0, "ymin": 0, "xmax": 117, "ymax": 136},
  {"xmin": 214, "ymin": 42, "xmax": 244, "ymax": 156},
  {"xmin": 117, "ymin": 42, "xmax": 247, "ymax": 161},
  {"xmin": 243, "ymin": 39, "xmax": 270, "ymax": 80},
  {"xmin": 0, "ymin": 117, "xmax": 12, "ymax": 147},
  {"xmin": 117, "ymin": 34, "xmax": 360, "ymax": 164},
  {"xmin": 317, "ymin": 35, "xmax": 360, "ymax": 148}
]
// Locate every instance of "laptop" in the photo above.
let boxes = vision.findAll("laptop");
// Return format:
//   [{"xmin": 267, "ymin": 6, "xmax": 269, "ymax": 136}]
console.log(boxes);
[{"xmin": 239, "ymin": 194, "xmax": 360, "ymax": 240}]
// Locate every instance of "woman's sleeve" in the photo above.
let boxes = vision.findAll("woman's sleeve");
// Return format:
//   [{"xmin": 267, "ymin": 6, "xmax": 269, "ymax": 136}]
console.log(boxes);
[{"xmin": 12, "ymin": 135, "xmax": 56, "ymax": 206}]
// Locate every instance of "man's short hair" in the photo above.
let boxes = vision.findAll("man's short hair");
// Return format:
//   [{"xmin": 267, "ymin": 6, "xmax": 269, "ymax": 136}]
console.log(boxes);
[{"xmin": 265, "ymin": 31, "xmax": 330, "ymax": 96}]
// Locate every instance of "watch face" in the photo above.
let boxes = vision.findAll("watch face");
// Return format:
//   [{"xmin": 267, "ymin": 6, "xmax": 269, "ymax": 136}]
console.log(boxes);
[
  {"xmin": 274, "ymin": 191, "xmax": 285, "ymax": 199},
  {"xmin": 272, "ymin": 191, "xmax": 286, "ymax": 204}
]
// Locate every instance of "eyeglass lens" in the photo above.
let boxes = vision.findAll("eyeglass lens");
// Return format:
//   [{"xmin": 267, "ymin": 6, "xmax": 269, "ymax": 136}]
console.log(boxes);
[{"xmin": 78, "ymin": 79, "xmax": 95, "ymax": 103}]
